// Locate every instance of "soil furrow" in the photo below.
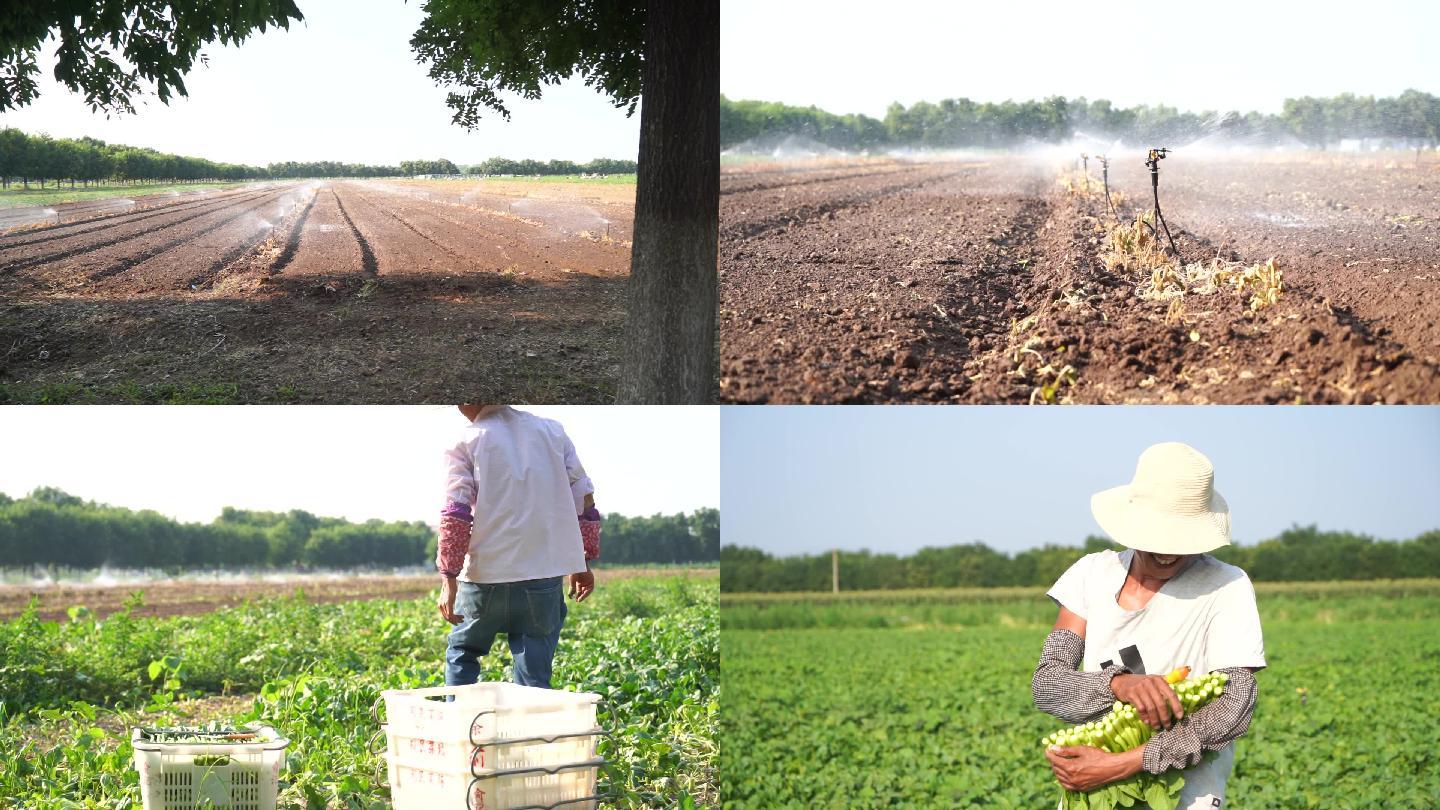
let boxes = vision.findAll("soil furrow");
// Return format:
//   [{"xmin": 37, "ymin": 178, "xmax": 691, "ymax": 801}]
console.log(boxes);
[
  {"xmin": 0, "ymin": 187, "xmax": 271, "ymax": 250},
  {"xmin": 721, "ymin": 166, "xmax": 975, "ymax": 242},
  {"xmin": 267, "ymin": 189, "xmax": 320, "ymax": 274},
  {"xmin": 344, "ymin": 186, "xmax": 545, "ymax": 275},
  {"xmin": 720, "ymin": 156, "xmax": 1439, "ymax": 403},
  {"xmin": 191, "ymin": 188, "xmax": 319, "ymax": 289},
  {"xmin": 332, "ymin": 189, "xmax": 379, "ymax": 278},
  {"xmin": 86, "ymin": 189, "xmax": 296, "ymax": 284},
  {"xmin": 720, "ymin": 165, "xmax": 930, "ymax": 196},
  {"xmin": 0, "ymin": 188, "xmax": 283, "ymax": 273}
]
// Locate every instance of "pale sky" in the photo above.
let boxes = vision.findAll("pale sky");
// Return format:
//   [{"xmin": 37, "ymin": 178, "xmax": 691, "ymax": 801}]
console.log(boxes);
[
  {"xmin": 721, "ymin": 0, "xmax": 1440, "ymax": 118},
  {"xmin": 0, "ymin": 406, "xmax": 718, "ymax": 525},
  {"xmin": 723, "ymin": 406, "xmax": 1440, "ymax": 556},
  {"xmin": 0, "ymin": 0, "xmax": 640, "ymax": 166}
]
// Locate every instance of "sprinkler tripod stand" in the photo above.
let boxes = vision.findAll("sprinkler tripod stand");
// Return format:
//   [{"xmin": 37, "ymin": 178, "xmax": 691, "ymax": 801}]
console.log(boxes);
[
  {"xmin": 1080, "ymin": 153, "xmax": 1090, "ymax": 193},
  {"xmin": 1095, "ymin": 154, "xmax": 1118, "ymax": 224},
  {"xmin": 1145, "ymin": 147, "xmax": 1182, "ymax": 261}
]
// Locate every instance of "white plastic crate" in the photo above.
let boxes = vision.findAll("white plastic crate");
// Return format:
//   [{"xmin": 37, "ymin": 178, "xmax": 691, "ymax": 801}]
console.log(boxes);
[
  {"xmin": 378, "ymin": 683, "xmax": 600, "ymax": 749},
  {"xmin": 386, "ymin": 756, "xmax": 603, "ymax": 810},
  {"xmin": 131, "ymin": 723, "xmax": 288, "ymax": 810},
  {"xmin": 385, "ymin": 725, "xmax": 602, "ymax": 774}
]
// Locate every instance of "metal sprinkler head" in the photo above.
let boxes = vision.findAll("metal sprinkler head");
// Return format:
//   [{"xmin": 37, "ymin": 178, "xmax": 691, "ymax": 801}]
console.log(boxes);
[{"xmin": 1143, "ymin": 147, "xmax": 1181, "ymax": 260}]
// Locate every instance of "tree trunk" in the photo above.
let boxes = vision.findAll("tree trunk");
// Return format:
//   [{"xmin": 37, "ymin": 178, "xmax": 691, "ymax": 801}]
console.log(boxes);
[{"xmin": 616, "ymin": 0, "xmax": 718, "ymax": 403}]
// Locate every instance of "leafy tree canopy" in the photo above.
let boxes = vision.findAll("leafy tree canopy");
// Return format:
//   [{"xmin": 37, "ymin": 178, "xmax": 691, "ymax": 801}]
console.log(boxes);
[
  {"xmin": 1, "ymin": 0, "xmax": 303, "ymax": 113},
  {"xmin": 410, "ymin": 0, "xmax": 645, "ymax": 126}
]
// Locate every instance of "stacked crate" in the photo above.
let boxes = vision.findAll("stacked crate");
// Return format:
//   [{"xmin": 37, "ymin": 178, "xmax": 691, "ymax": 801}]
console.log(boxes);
[{"xmin": 379, "ymin": 682, "xmax": 606, "ymax": 809}]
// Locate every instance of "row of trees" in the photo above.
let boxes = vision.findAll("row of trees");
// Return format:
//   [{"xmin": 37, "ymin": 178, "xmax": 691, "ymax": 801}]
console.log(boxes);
[
  {"xmin": 266, "ymin": 161, "xmax": 401, "ymax": 179},
  {"xmin": 0, "ymin": 489, "xmax": 719, "ymax": 571},
  {"xmin": 0, "ymin": 129, "xmax": 639, "ymax": 189},
  {"xmin": 465, "ymin": 157, "xmax": 638, "ymax": 176},
  {"xmin": 0, "ymin": 129, "xmax": 269, "ymax": 189},
  {"xmin": 721, "ymin": 526, "xmax": 1440, "ymax": 592},
  {"xmin": 721, "ymin": 90, "xmax": 1440, "ymax": 151},
  {"xmin": 399, "ymin": 158, "xmax": 460, "ymax": 176}
]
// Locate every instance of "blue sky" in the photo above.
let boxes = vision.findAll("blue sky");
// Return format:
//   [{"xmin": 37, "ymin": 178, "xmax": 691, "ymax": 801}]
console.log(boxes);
[
  {"xmin": 722, "ymin": 0, "xmax": 1439, "ymax": 118},
  {"xmin": 721, "ymin": 406, "xmax": 1440, "ymax": 556},
  {"xmin": 0, "ymin": 406, "xmax": 717, "ymax": 525},
  {"xmin": 0, "ymin": 0, "xmax": 639, "ymax": 165}
]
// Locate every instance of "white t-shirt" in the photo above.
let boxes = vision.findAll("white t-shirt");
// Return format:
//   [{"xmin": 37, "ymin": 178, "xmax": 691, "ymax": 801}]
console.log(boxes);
[
  {"xmin": 444, "ymin": 407, "xmax": 593, "ymax": 584},
  {"xmin": 1047, "ymin": 550, "xmax": 1266, "ymax": 809}
]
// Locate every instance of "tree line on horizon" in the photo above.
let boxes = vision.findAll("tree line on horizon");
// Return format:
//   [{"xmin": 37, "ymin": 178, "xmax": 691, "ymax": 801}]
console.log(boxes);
[
  {"xmin": 721, "ymin": 90, "xmax": 1440, "ymax": 152},
  {"xmin": 720, "ymin": 525, "xmax": 1440, "ymax": 592},
  {"xmin": 0, "ymin": 488, "xmax": 719, "ymax": 571},
  {"xmin": 0, "ymin": 128, "xmax": 637, "ymax": 188}
]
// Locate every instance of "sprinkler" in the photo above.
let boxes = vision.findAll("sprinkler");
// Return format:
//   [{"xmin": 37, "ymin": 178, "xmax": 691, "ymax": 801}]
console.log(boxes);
[
  {"xmin": 1080, "ymin": 153, "xmax": 1090, "ymax": 193},
  {"xmin": 1095, "ymin": 154, "xmax": 1118, "ymax": 224},
  {"xmin": 1145, "ymin": 147, "xmax": 1182, "ymax": 261}
]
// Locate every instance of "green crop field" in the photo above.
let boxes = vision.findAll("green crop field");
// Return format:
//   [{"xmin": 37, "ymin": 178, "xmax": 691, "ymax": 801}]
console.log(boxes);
[
  {"xmin": 0, "ymin": 574, "xmax": 717, "ymax": 808},
  {"xmin": 721, "ymin": 580, "xmax": 1440, "ymax": 808}
]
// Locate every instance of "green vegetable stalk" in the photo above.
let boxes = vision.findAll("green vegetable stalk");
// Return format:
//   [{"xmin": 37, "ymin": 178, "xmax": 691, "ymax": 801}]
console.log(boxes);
[{"xmin": 1041, "ymin": 671, "xmax": 1229, "ymax": 810}]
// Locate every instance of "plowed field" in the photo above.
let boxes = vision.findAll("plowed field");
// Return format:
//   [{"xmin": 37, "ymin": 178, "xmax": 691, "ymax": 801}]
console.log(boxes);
[
  {"xmin": 719, "ymin": 155, "xmax": 1440, "ymax": 403},
  {"xmin": 0, "ymin": 179, "xmax": 632, "ymax": 402}
]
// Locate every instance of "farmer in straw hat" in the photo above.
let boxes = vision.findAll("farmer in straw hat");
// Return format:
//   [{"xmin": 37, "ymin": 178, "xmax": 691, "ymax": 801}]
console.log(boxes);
[{"xmin": 1033, "ymin": 442, "xmax": 1264, "ymax": 810}]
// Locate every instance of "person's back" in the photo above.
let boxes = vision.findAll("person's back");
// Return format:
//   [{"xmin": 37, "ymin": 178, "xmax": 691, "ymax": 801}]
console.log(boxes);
[{"xmin": 448, "ymin": 407, "xmax": 587, "ymax": 583}]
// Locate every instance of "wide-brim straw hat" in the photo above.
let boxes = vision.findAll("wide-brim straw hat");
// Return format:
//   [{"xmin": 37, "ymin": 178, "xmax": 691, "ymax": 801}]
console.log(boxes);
[{"xmin": 1091, "ymin": 442, "xmax": 1231, "ymax": 555}]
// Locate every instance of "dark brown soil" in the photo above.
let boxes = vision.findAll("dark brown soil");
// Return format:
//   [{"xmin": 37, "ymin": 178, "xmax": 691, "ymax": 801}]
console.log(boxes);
[
  {"xmin": 719, "ymin": 156, "xmax": 1440, "ymax": 403},
  {"xmin": 0, "ymin": 567, "xmax": 717, "ymax": 622},
  {"xmin": 0, "ymin": 181, "xmax": 631, "ymax": 402}
]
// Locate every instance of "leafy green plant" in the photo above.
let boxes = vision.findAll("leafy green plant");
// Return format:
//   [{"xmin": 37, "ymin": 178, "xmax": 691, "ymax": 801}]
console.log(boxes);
[
  {"xmin": 722, "ymin": 588, "xmax": 1440, "ymax": 808},
  {"xmin": 0, "ymin": 576, "xmax": 717, "ymax": 808}
]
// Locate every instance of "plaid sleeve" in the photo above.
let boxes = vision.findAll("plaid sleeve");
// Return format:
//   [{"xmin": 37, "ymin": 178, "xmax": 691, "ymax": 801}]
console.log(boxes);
[
  {"xmin": 1032, "ymin": 629, "xmax": 1131, "ymax": 724},
  {"xmin": 1141, "ymin": 667, "xmax": 1258, "ymax": 774}
]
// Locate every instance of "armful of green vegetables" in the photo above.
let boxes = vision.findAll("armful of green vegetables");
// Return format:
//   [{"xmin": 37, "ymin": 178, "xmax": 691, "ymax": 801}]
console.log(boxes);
[{"xmin": 1041, "ymin": 666, "xmax": 1229, "ymax": 810}]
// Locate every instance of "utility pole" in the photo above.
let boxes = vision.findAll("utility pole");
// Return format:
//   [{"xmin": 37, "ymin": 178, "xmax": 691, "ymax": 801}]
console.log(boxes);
[{"xmin": 832, "ymin": 549, "xmax": 839, "ymax": 593}]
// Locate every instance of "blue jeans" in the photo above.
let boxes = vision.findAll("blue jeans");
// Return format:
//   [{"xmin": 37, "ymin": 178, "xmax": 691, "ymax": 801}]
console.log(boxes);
[{"xmin": 445, "ymin": 576, "xmax": 567, "ymax": 689}]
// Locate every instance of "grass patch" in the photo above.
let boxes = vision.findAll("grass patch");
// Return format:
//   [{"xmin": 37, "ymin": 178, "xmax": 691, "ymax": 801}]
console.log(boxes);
[
  {"xmin": 0, "ymin": 182, "xmax": 244, "ymax": 209},
  {"xmin": 0, "ymin": 381, "xmax": 243, "ymax": 404}
]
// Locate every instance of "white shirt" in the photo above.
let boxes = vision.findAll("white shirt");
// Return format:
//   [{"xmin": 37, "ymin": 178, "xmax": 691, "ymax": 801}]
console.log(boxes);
[
  {"xmin": 444, "ymin": 407, "xmax": 595, "ymax": 584},
  {"xmin": 1047, "ymin": 550, "xmax": 1266, "ymax": 809}
]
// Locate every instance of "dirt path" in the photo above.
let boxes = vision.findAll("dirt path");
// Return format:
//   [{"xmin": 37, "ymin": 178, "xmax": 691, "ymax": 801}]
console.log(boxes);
[
  {"xmin": 0, "ymin": 180, "xmax": 631, "ymax": 402},
  {"xmin": 720, "ymin": 156, "xmax": 1440, "ymax": 403}
]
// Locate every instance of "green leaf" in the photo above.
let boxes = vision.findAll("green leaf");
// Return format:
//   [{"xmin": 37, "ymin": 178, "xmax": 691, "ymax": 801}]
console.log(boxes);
[{"xmin": 1144, "ymin": 781, "xmax": 1177, "ymax": 810}]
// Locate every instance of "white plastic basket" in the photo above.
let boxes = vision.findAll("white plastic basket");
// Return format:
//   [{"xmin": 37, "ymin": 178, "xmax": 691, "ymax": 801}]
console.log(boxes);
[
  {"xmin": 131, "ymin": 723, "xmax": 288, "ymax": 810},
  {"xmin": 386, "ymin": 756, "xmax": 603, "ymax": 810},
  {"xmin": 385, "ymin": 725, "xmax": 603, "ymax": 774},
  {"xmin": 377, "ymin": 683, "xmax": 600, "ymax": 748}
]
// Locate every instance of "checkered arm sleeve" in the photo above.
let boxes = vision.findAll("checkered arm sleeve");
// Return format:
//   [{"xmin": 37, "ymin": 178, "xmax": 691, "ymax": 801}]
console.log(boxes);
[
  {"xmin": 1141, "ymin": 667, "xmax": 1258, "ymax": 774},
  {"xmin": 1032, "ymin": 629, "xmax": 1131, "ymax": 724}
]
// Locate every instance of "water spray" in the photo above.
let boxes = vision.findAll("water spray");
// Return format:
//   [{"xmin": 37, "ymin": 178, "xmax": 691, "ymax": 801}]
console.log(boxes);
[
  {"xmin": 1095, "ymin": 154, "xmax": 1118, "ymax": 224},
  {"xmin": 1145, "ymin": 148, "xmax": 1181, "ymax": 260}
]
